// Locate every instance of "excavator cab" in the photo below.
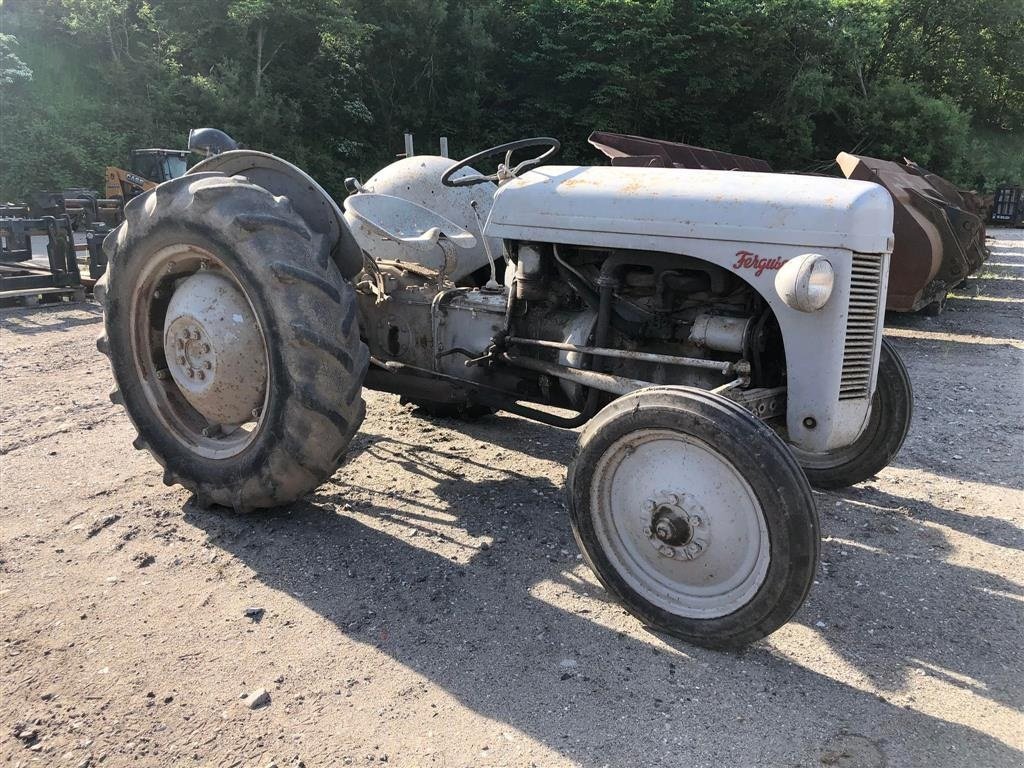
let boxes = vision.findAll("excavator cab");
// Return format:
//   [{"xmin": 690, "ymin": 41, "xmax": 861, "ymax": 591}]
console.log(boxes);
[
  {"xmin": 128, "ymin": 149, "xmax": 189, "ymax": 185},
  {"xmin": 105, "ymin": 130, "xmax": 239, "ymax": 206},
  {"xmin": 105, "ymin": 149, "xmax": 188, "ymax": 204}
]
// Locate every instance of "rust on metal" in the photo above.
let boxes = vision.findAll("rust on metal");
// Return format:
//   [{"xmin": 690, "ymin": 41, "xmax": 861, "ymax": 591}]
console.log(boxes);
[
  {"xmin": 836, "ymin": 153, "xmax": 988, "ymax": 312},
  {"xmin": 588, "ymin": 131, "xmax": 772, "ymax": 172}
]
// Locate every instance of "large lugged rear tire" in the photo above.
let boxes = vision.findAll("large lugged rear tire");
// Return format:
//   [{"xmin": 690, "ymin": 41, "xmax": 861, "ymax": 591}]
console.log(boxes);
[
  {"xmin": 98, "ymin": 173, "xmax": 368, "ymax": 511},
  {"xmin": 567, "ymin": 386, "xmax": 819, "ymax": 648},
  {"xmin": 792, "ymin": 339, "xmax": 913, "ymax": 489}
]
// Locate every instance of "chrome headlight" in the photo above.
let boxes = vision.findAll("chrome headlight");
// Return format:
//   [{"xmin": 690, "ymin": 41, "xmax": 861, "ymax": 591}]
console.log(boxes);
[{"xmin": 775, "ymin": 254, "xmax": 834, "ymax": 312}]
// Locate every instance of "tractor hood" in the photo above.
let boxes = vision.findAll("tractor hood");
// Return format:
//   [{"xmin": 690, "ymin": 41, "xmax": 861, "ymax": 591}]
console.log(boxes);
[{"xmin": 486, "ymin": 165, "xmax": 893, "ymax": 253}]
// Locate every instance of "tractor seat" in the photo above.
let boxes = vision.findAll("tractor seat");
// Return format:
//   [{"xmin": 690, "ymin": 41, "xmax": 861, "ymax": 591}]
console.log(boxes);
[{"xmin": 344, "ymin": 193, "xmax": 477, "ymax": 251}]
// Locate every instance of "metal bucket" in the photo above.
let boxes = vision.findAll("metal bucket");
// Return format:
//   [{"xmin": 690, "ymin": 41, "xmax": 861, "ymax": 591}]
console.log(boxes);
[{"xmin": 836, "ymin": 153, "xmax": 988, "ymax": 312}]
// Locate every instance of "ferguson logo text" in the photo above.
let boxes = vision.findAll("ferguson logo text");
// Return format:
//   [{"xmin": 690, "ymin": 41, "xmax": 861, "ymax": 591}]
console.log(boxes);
[{"xmin": 732, "ymin": 250, "xmax": 786, "ymax": 277}]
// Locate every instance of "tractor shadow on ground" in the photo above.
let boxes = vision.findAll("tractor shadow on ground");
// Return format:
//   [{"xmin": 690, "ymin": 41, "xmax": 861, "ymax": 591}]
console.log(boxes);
[
  {"xmin": 344, "ymin": 410, "xmax": 1024, "ymax": 714},
  {"xmin": 186, "ymin": 441, "xmax": 1022, "ymax": 766},
  {"xmin": 343, "ymin": 407, "xmax": 579, "ymax": 471}
]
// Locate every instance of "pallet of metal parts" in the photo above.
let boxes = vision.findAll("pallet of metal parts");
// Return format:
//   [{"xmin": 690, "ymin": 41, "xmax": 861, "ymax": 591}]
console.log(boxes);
[
  {"xmin": 990, "ymin": 185, "xmax": 1024, "ymax": 226},
  {"xmin": 0, "ymin": 203, "xmax": 30, "ymax": 218},
  {"xmin": 61, "ymin": 188, "xmax": 120, "ymax": 229},
  {"xmin": 27, "ymin": 190, "xmax": 66, "ymax": 218},
  {"xmin": 0, "ymin": 215, "xmax": 84, "ymax": 306}
]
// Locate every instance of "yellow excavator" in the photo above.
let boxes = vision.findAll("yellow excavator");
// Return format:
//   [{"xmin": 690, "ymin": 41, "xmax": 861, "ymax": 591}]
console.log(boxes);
[
  {"xmin": 104, "ymin": 128, "xmax": 239, "ymax": 209},
  {"xmin": 104, "ymin": 148, "xmax": 190, "ymax": 203}
]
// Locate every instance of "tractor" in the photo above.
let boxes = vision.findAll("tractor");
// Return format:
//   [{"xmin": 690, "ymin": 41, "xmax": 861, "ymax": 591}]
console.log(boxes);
[{"xmin": 96, "ymin": 137, "xmax": 912, "ymax": 648}]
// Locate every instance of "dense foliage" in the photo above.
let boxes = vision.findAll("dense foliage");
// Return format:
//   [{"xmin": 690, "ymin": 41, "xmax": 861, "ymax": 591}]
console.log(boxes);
[{"xmin": 1, "ymin": 0, "xmax": 1021, "ymax": 200}]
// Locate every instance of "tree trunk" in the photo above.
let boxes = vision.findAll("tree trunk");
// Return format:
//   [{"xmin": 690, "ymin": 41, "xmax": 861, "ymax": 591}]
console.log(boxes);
[
  {"xmin": 107, "ymin": 20, "xmax": 119, "ymax": 63},
  {"xmin": 255, "ymin": 25, "xmax": 264, "ymax": 98}
]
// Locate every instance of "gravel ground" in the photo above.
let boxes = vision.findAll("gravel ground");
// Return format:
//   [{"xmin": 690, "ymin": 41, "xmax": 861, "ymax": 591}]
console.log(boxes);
[{"xmin": 1, "ymin": 230, "xmax": 1022, "ymax": 768}]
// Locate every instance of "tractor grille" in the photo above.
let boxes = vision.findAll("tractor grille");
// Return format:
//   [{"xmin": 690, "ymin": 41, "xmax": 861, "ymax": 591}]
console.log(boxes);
[{"xmin": 839, "ymin": 253, "xmax": 884, "ymax": 400}]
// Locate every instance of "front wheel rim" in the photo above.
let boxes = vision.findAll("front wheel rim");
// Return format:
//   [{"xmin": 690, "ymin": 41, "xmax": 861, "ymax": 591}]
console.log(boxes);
[{"xmin": 590, "ymin": 428, "xmax": 771, "ymax": 619}]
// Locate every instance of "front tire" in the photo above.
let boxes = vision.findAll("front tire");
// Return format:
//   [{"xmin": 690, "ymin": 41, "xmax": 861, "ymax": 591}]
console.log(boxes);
[
  {"xmin": 98, "ymin": 173, "xmax": 368, "ymax": 511},
  {"xmin": 792, "ymin": 339, "xmax": 912, "ymax": 489},
  {"xmin": 567, "ymin": 386, "xmax": 819, "ymax": 648}
]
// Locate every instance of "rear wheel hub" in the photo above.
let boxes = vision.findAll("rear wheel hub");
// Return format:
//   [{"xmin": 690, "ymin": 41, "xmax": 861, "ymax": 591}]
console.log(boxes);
[{"xmin": 163, "ymin": 271, "xmax": 267, "ymax": 426}]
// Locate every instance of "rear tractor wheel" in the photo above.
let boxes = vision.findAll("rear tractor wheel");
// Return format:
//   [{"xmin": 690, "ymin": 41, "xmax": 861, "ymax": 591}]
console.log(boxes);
[
  {"xmin": 98, "ymin": 173, "xmax": 368, "ymax": 511},
  {"xmin": 566, "ymin": 386, "xmax": 819, "ymax": 648}
]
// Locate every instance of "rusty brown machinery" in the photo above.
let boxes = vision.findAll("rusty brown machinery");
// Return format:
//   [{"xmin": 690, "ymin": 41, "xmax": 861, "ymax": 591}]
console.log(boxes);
[
  {"xmin": 588, "ymin": 132, "xmax": 989, "ymax": 315},
  {"xmin": 835, "ymin": 153, "xmax": 988, "ymax": 313},
  {"xmin": 589, "ymin": 131, "xmax": 772, "ymax": 172}
]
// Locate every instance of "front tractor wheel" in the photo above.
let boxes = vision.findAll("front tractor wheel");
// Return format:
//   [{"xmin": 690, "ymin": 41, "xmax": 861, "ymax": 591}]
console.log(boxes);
[
  {"xmin": 99, "ymin": 173, "xmax": 368, "ymax": 511},
  {"xmin": 791, "ymin": 339, "xmax": 913, "ymax": 490},
  {"xmin": 566, "ymin": 387, "xmax": 819, "ymax": 648}
]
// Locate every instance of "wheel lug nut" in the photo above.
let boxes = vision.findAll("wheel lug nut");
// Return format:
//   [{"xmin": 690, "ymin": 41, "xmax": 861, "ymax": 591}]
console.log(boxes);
[
  {"xmin": 203, "ymin": 343, "xmax": 211, "ymax": 354},
  {"xmin": 176, "ymin": 355, "xmax": 186, "ymax": 365},
  {"xmin": 251, "ymin": 407, "xmax": 262, "ymax": 419},
  {"xmin": 196, "ymin": 370, "xmax": 205, "ymax": 381},
  {"xmin": 204, "ymin": 361, "xmax": 212, "ymax": 370},
  {"xmin": 186, "ymin": 368, "xmax": 195, "ymax": 378}
]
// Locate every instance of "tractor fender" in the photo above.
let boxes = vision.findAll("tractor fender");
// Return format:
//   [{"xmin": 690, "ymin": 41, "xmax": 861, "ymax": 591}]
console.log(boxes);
[{"xmin": 188, "ymin": 150, "xmax": 362, "ymax": 278}]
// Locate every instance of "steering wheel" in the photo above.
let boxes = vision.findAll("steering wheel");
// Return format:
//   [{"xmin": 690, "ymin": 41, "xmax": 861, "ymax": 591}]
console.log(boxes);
[{"xmin": 441, "ymin": 137, "xmax": 561, "ymax": 188}]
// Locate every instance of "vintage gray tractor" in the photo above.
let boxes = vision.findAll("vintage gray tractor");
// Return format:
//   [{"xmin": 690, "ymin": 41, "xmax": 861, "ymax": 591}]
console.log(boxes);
[{"xmin": 96, "ymin": 137, "xmax": 912, "ymax": 647}]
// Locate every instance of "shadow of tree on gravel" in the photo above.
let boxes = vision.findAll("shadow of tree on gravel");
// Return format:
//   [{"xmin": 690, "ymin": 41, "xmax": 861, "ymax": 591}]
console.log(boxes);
[
  {"xmin": 881, "ymin": 323, "xmax": 1023, "ymax": 491},
  {"xmin": 185, "ymin": 443, "xmax": 1023, "ymax": 767},
  {"xmin": 842, "ymin": 485, "xmax": 1024, "ymax": 552},
  {"xmin": 0, "ymin": 302, "xmax": 103, "ymax": 335},
  {"xmin": 812, "ymin": 493, "xmax": 1023, "ymax": 715}
]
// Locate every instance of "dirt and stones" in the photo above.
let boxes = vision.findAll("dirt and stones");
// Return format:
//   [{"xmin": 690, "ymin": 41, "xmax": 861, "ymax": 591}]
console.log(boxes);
[{"xmin": 1, "ymin": 231, "xmax": 1021, "ymax": 767}]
